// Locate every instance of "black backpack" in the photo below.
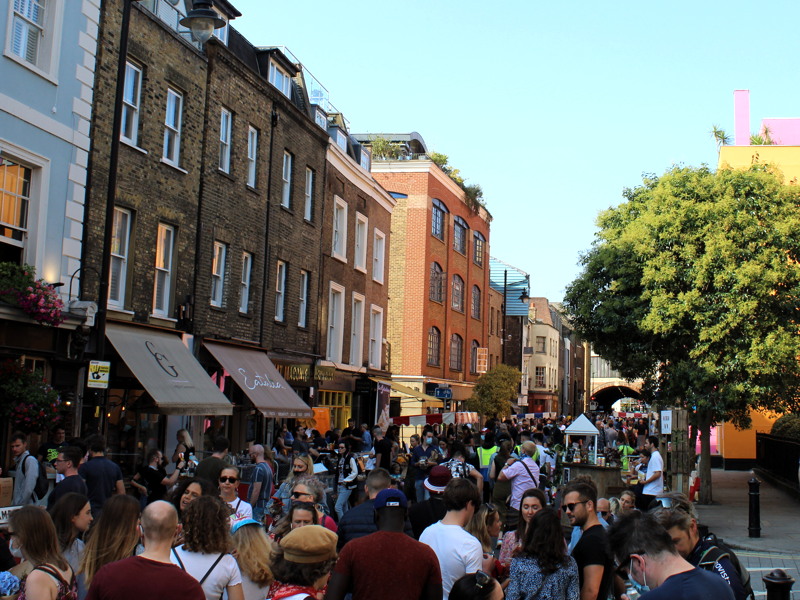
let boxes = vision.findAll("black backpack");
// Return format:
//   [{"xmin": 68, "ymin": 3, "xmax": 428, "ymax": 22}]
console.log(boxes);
[
  {"xmin": 699, "ymin": 536, "xmax": 755, "ymax": 600},
  {"xmin": 22, "ymin": 454, "xmax": 49, "ymax": 501}
]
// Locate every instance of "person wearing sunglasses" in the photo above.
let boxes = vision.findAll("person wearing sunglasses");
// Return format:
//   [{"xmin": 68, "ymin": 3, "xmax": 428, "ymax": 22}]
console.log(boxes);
[
  {"xmin": 449, "ymin": 570, "xmax": 503, "ymax": 600},
  {"xmin": 608, "ymin": 511, "xmax": 734, "ymax": 600},
  {"xmin": 218, "ymin": 466, "xmax": 253, "ymax": 525},
  {"xmin": 290, "ymin": 476, "xmax": 338, "ymax": 533}
]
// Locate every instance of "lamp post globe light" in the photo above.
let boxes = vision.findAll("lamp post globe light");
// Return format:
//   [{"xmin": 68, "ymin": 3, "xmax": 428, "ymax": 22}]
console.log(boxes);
[{"xmin": 181, "ymin": 0, "xmax": 226, "ymax": 44}]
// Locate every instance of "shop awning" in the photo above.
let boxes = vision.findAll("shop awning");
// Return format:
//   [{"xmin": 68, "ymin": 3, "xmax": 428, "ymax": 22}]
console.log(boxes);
[
  {"xmin": 105, "ymin": 323, "xmax": 232, "ymax": 415},
  {"xmin": 204, "ymin": 341, "xmax": 312, "ymax": 418},
  {"xmin": 369, "ymin": 377, "xmax": 443, "ymax": 409}
]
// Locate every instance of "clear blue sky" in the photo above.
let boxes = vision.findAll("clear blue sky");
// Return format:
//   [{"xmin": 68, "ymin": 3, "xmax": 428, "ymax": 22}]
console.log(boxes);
[{"xmin": 230, "ymin": 0, "xmax": 800, "ymax": 301}]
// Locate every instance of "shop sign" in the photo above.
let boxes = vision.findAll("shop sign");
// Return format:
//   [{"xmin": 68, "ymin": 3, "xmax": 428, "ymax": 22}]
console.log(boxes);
[
  {"xmin": 276, "ymin": 363, "xmax": 312, "ymax": 382},
  {"xmin": 661, "ymin": 410, "xmax": 673, "ymax": 435},
  {"xmin": 314, "ymin": 366, "xmax": 336, "ymax": 381}
]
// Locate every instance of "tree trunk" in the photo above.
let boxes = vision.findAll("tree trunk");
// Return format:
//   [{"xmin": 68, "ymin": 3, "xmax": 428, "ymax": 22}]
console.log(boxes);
[{"xmin": 698, "ymin": 409, "xmax": 713, "ymax": 504}]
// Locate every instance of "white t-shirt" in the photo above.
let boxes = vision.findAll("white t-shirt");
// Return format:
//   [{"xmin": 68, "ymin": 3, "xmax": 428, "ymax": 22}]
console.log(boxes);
[
  {"xmin": 226, "ymin": 574, "xmax": 270, "ymax": 600},
  {"xmin": 170, "ymin": 546, "xmax": 242, "ymax": 600},
  {"xmin": 226, "ymin": 497, "xmax": 253, "ymax": 525},
  {"xmin": 643, "ymin": 449, "xmax": 664, "ymax": 495},
  {"xmin": 419, "ymin": 521, "xmax": 483, "ymax": 600}
]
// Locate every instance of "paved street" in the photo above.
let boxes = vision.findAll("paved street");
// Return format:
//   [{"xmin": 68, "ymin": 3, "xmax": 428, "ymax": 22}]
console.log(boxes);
[{"xmin": 695, "ymin": 469, "xmax": 800, "ymax": 597}]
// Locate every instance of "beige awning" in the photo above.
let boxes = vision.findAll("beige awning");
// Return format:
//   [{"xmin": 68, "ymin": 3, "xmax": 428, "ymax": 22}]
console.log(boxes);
[
  {"xmin": 106, "ymin": 323, "xmax": 232, "ymax": 415},
  {"xmin": 204, "ymin": 341, "xmax": 312, "ymax": 418},
  {"xmin": 370, "ymin": 377, "xmax": 444, "ymax": 410}
]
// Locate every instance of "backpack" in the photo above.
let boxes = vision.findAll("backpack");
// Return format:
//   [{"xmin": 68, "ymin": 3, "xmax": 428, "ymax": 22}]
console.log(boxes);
[
  {"xmin": 698, "ymin": 538, "xmax": 755, "ymax": 600},
  {"xmin": 22, "ymin": 454, "xmax": 50, "ymax": 501}
]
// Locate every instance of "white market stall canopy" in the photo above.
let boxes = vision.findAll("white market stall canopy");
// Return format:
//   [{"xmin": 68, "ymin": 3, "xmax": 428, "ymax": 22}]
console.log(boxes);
[{"xmin": 565, "ymin": 413, "xmax": 600, "ymax": 436}]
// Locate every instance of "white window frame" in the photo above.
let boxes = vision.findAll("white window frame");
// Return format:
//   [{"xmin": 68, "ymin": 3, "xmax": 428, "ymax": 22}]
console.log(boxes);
[
  {"xmin": 163, "ymin": 88, "xmax": 183, "ymax": 166},
  {"xmin": 298, "ymin": 269, "xmax": 309, "ymax": 328},
  {"xmin": 247, "ymin": 126, "xmax": 258, "ymax": 187},
  {"xmin": 212, "ymin": 11, "xmax": 228, "ymax": 44},
  {"xmin": 239, "ymin": 252, "xmax": 252, "ymax": 314},
  {"xmin": 219, "ymin": 107, "xmax": 232, "ymax": 173},
  {"xmin": 332, "ymin": 195, "xmax": 348, "ymax": 263},
  {"xmin": 152, "ymin": 223, "xmax": 174, "ymax": 317},
  {"xmin": 121, "ymin": 61, "xmax": 142, "ymax": 146},
  {"xmin": 210, "ymin": 241, "xmax": 226, "ymax": 307},
  {"xmin": 359, "ymin": 148, "xmax": 371, "ymax": 171},
  {"xmin": 268, "ymin": 61, "xmax": 292, "ymax": 98},
  {"xmin": 372, "ymin": 228, "xmax": 385, "ymax": 284},
  {"xmin": 369, "ymin": 305, "xmax": 384, "ymax": 369},
  {"xmin": 304, "ymin": 167, "xmax": 314, "ymax": 221},
  {"xmin": 109, "ymin": 207, "xmax": 132, "ymax": 309},
  {"xmin": 354, "ymin": 212, "xmax": 368, "ymax": 272},
  {"xmin": 350, "ymin": 293, "xmax": 365, "ymax": 366},
  {"xmin": 281, "ymin": 151, "xmax": 292, "ymax": 208},
  {"xmin": 275, "ymin": 260, "xmax": 286, "ymax": 321},
  {"xmin": 4, "ymin": 0, "xmax": 64, "ymax": 82},
  {"xmin": 326, "ymin": 282, "xmax": 345, "ymax": 362}
]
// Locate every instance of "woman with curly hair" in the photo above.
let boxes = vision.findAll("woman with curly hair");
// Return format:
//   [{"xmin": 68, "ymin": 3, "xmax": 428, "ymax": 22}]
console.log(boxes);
[
  {"xmin": 505, "ymin": 508, "xmax": 579, "ymax": 600},
  {"xmin": 290, "ymin": 477, "xmax": 336, "ymax": 533},
  {"xmin": 266, "ymin": 525, "xmax": 337, "ymax": 600},
  {"xmin": 231, "ymin": 519, "xmax": 274, "ymax": 600},
  {"xmin": 169, "ymin": 477, "xmax": 216, "ymax": 521},
  {"xmin": 269, "ymin": 501, "xmax": 318, "ymax": 543},
  {"xmin": 79, "ymin": 494, "xmax": 140, "ymax": 587},
  {"xmin": 49, "ymin": 492, "xmax": 92, "ymax": 599},
  {"xmin": 170, "ymin": 495, "xmax": 244, "ymax": 600}
]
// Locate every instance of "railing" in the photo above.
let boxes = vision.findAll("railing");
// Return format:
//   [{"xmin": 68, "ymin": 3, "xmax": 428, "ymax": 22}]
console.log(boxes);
[{"xmin": 755, "ymin": 432, "xmax": 800, "ymax": 487}]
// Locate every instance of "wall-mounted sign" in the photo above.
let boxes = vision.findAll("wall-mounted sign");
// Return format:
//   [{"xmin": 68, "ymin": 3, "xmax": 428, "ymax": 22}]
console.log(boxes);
[{"xmin": 87, "ymin": 360, "xmax": 111, "ymax": 389}]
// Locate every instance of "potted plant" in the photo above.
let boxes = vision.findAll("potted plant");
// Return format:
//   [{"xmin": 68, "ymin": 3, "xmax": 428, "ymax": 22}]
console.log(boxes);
[
  {"xmin": 0, "ymin": 262, "xmax": 64, "ymax": 326},
  {"xmin": 0, "ymin": 360, "xmax": 62, "ymax": 433}
]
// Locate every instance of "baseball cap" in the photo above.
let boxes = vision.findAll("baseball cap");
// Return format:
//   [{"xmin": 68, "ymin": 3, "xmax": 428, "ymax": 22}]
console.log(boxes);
[
  {"xmin": 373, "ymin": 488, "xmax": 407, "ymax": 510},
  {"xmin": 424, "ymin": 465, "xmax": 452, "ymax": 493}
]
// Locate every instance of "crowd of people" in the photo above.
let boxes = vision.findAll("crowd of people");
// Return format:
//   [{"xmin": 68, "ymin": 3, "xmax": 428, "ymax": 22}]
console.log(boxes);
[{"xmin": 0, "ymin": 416, "xmax": 750, "ymax": 600}]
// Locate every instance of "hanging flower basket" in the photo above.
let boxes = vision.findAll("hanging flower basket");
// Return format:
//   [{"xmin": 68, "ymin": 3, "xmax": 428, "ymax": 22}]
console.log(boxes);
[
  {"xmin": 0, "ymin": 360, "xmax": 62, "ymax": 433},
  {"xmin": 0, "ymin": 262, "xmax": 64, "ymax": 326}
]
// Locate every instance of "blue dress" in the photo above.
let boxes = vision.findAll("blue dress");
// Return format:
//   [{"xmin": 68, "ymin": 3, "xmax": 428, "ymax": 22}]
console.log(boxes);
[{"xmin": 506, "ymin": 555, "xmax": 580, "ymax": 600}]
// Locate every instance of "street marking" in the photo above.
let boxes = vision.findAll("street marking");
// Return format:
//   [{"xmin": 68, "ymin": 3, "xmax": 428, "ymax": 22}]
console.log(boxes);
[{"xmin": 748, "ymin": 567, "xmax": 797, "ymax": 571}]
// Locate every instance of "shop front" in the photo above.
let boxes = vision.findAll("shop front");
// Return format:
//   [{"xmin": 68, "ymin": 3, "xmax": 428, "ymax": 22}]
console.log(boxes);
[{"xmin": 528, "ymin": 391, "xmax": 558, "ymax": 414}]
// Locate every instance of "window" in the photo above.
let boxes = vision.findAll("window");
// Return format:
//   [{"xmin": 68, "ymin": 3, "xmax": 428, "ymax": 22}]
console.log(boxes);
[
  {"xmin": 212, "ymin": 15, "xmax": 228, "ymax": 44},
  {"xmin": 471, "ymin": 285, "xmax": 481, "ymax": 319},
  {"xmin": 10, "ymin": 0, "xmax": 44, "ymax": 65},
  {"xmin": 239, "ymin": 252, "xmax": 252, "ymax": 313},
  {"xmin": 275, "ymin": 260, "xmax": 286, "ymax": 321},
  {"xmin": 298, "ymin": 270, "xmax": 309, "ymax": 327},
  {"xmin": 7, "ymin": 0, "xmax": 62, "ymax": 76},
  {"xmin": 369, "ymin": 305, "xmax": 383, "ymax": 368},
  {"xmin": 431, "ymin": 199, "xmax": 447, "ymax": 240},
  {"xmin": 535, "ymin": 336, "xmax": 546, "ymax": 353},
  {"xmin": 163, "ymin": 88, "xmax": 183, "ymax": 165},
  {"xmin": 304, "ymin": 168, "xmax": 314, "ymax": 221},
  {"xmin": 327, "ymin": 282, "xmax": 345, "ymax": 361},
  {"xmin": 449, "ymin": 334, "xmax": 463, "ymax": 371},
  {"xmin": 121, "ymin": 62, "xmax": 142, "ymax": 145},
  {"xmin": 489, "ymin": 307, "xmax": 495, "ymax": 334},
  {"xmin": 109, "ymin": 207, "xmax": 131, "ymax": 308},
  {"xmin": 247, "ymin": 126, "xmax": 258, "ymax": 187},
  {"xmin": 453, "ymin": 217, "xmax": 468, "ymax": 254},
  {"xmin": 451, "ymin": 275, "xmax": 464, "ymax": 312},
  {"xmin": 429, "ymin": 262, "xmax": 444, "ymax": 302},
  {"xmin": 350, "ymin": 293, "xmax": 364, "ymax": 366},
  {"xmin": 332, "ymin": 195, "xmax": 347, "ymax": 261},
  {"xmin": 470, "ymin": 340, "xmax": 479, "ymax": 374},
  {"xmin": 473, "ymin": 232, "xmax": 486, "ymax": 267},
  {"xmin": 219, "ymin": 108, "xmax": 232, "ymax": 173},
  {"xmin": 535, "ymin": 366, "xmax": 546, "ymax": 388},
  {"xmin": 427, "ymin": 327, "xmax": 441, "ymax": 366},
  {"xmin": 354, "ymin": 213, "xmax": 368, "ymax": 271},
  {"xmin": 372, "ymin": 229, "xmax": 385, "ymax": 284},
  {"xmin": 359, "ymin": 148, "xmax": 370, "ymax": 171},
  {"xmin": 153, "ymin": 223, "xmax": 174, "ymax": 317},
  {"xmin": 210, "ymin": 241, "xmax": 226, "ymax": 307},
  {"xmin": 0, "ymin": 157, "xmax": 30, "ymax": 253},
  {"xmin": 281, "ymin": 151, "xmax": 292, "ymax": 208},
  {"xmin": 268, "ymin": 61, "xmax": 292, "ymax": 98}
]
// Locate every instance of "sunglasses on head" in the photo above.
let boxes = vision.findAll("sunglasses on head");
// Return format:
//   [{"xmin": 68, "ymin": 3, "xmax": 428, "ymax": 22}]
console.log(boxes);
[
  {"xmin": 292, "ymin": 491, "xmax": 312, "ymax": 498},
  {"xmin": 219, "ymin": 476, "xmax": 238, "ymax": 484},
  {"xmin": 474, "ymin": 570, "xmax": 491, "ymax": 589},
  {"xmin": 561, "ymin": 500, "xmax": 588, "ymax": 512}
]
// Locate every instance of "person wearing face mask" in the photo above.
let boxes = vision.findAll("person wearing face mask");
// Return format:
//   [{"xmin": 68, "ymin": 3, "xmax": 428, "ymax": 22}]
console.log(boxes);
[
  {"xmin": 609, "ymin": 511, "xmax": 734, "ymax": 600},
  {"xmin": 411, "ymin": 432, "xmax": 439, "ymax": 503},
  {"xmin": 275, "ymin": 455, "xmax": 314, "ymax": 515}
]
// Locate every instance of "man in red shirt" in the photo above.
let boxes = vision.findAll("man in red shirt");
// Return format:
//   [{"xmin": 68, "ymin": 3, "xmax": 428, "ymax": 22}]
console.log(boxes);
[
  {"xmin": 85, "ymin": 501, "xmax": 204, "ymax": 600},
  {"xmin": 327, "ymin": 489, "xmax": 442, "ymax": 600}
]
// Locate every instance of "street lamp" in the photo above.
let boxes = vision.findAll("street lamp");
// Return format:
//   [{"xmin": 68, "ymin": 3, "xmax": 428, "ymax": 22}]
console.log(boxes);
[{"xmin": 180, "ymin": 0, "xmax": 225, "ymax": 43}]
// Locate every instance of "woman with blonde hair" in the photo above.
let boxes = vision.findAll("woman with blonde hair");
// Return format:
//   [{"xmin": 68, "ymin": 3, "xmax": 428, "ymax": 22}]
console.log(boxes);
[
  {"xmin": 466, "ymin": 503, "xmax": 505, "ymax": 581},
  {"xmin": 275, "ymin": 454, "xmax": 314, "ymax": 514},
  {"xmin": 8, "ymin": 505, "xmax": 76, "ymax": 600},
  {"xmin": 230, "ymin": 519, "xmax": 274, "ymax": 600},
  {"xmin": 79, "ymin": 494, "xmax": 140, "ymax": 587},
  {"xmin": 172, "ymin": 428, "xmax": 195, "ymax": 464},
  {"xmin": 170, "ymin": 495, "xmax": 244, "ymax": 600}
]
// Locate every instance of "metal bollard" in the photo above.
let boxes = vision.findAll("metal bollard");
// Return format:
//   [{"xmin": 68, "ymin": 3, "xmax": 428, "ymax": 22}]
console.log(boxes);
[
  {"xmin": 763, "ymin": 569, "xmax": 795, "ymax": 600},
  {"xmin": 748, "ymin": 475, "xmax": 761, "ymax": 538}
]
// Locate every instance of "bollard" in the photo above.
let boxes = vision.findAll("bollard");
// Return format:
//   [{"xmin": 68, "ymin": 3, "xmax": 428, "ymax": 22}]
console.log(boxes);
[
  {"xmin": 763, "ymin": 569, "xmax": 795, "ymax": 600},
  {"xmin": 748, "ymin": 475, "xmax": 761, "ymax": 538}
]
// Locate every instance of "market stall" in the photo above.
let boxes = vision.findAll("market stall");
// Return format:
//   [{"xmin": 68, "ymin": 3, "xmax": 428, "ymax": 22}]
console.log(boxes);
[{"xmin": 562, "ymin": 413, "xmax": 624, "ymax": 498}]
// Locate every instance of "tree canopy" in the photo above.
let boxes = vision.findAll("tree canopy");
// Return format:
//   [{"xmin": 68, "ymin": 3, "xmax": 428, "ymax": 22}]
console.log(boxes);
[
  {"xmin": 564, "ymin": 164, "xmax": 800, "ymax": 500},
  {"xmin": 467, "ymin": 364, "xmax": 521, "ymax": 417}
]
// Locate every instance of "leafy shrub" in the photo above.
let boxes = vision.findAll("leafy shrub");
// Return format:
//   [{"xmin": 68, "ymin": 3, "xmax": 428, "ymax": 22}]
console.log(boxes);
[{"xmin": 771, "ymin": 414, "xmax": 800, "ymax": 442}]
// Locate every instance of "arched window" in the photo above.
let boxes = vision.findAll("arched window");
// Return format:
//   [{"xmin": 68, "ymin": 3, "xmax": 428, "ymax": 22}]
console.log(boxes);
[
  {"xmin": 473, "ymin": 231, "xmax": 486, "ymax": 266},
  {"xmin": 449, "ymin": 334, "xmax": 463, "ymax": 371},
  {"xmin": 451, "ymin": 275, "xmax": 464, "ymax": 312},
  {"xmin": 470, "ymin": 340, "xmax": 480, "ymax": 374},
  {"xmin": 453, "ymin": 216, "xmax": 469, "ymax": 254},
  {"xmin": 429, "ymin": 262, "xmax": 444, "ymax": 302},
  {"xmin": 431, "ymin": 199, "xmax": 448, "ymax": 240},
  {"xmin": 471, "ymin": 285, "xmax": 481, "ymax": 319},
  {"xmin": 427, "ymin": 327, "xmax": 441, "ymax": 366}
]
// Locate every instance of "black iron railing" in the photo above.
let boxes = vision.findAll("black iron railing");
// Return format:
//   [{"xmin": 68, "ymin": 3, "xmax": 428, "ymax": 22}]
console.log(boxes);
[{"xmin": 756, "ymin": 433, "xmax": 800, "ymax": 487}]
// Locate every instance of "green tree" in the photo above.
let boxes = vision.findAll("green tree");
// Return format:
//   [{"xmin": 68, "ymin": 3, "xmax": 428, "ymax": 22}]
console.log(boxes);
[
  {"xmin": 368, "ymin": 136, "xmax": 401, "ymax": 159},
  {"xmin": 565, "ymin": 164, "xmax": 800, "ymax": 503},
  {"xmin": 466, "ymin": 364, "xmax": 521, "ymax": 417}
]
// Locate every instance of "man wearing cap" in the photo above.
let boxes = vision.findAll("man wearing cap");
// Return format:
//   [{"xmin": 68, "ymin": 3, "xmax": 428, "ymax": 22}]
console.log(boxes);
[
  {"xmin": 327, "ymin": 489, "xmax": 442, "ymax": 600},
  {"xmin": 420, "ymin": 478, "xmax": 491, "ymax": 600},
  {"xmin": 409, "ymin": 465, "xmax": 451, "ymax": 539}
]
